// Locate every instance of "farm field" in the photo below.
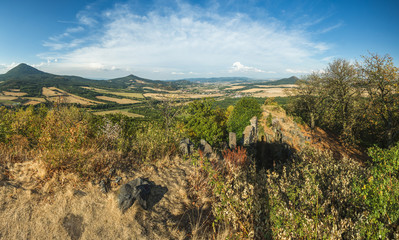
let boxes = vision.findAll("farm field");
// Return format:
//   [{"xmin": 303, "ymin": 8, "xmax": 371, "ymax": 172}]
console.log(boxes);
[
  {"xmin": 43, "ymin": 87, "xmax": 104, "ymax": 106},
  {"xmin": 95, "ymin": 96, "xmax": 140, "ymax": 104}
]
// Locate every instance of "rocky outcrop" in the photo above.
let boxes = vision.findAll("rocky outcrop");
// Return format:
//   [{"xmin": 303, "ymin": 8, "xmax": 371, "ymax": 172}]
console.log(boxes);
[
  {"xmin": 198, "ymin": 139, "xmax": 213, "ymax": 158},
  {"xmin": 229, "ymin": 132, "xmax": 237, "ymax": 149},
  {"xmin": 179, "ymin": 138, "xmax": 194, "ymax": 155},
  {"xmin": 243, "ymin": 116, "xmax": 258, "ymax": 146},
  {"xmin": 118, "ymin": 177, "xmax": 152, "ymax": 212}
]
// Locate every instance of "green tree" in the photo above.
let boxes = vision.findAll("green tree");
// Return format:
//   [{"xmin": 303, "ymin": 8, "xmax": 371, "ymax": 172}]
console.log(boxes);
[
  {"xmin": 184, "ymin": 98, "xmax": 227, "ymax": 146},
  {"xmin": 287, "ymin": 72, "xmax": 323, "ymax": 130},
  {"xmin": 227, "ymin": 97, "xmax": 262, "ymax": 141},
  {"xmin": 359, "ymin": 53, "xmax": 399, "ymax": 147},
  {"xmin": 320, "ymin": 59, "xmax": 362, "ymax": 143}
]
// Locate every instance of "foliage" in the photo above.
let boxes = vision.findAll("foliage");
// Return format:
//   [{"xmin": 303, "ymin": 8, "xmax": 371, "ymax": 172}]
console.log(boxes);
[
  {"xmin": 287, "ymin": 53, "xmax": 399, "ymax": 148},
  {"xmin": 227, "ymin": 97, "xmax": 262, "ymax": 140},
  {"xmin": 189, "ymin": 147, "xmax": 254, "ymax": 239},
  {"xmin": 0, "ymin": 104, "xmax": 181, "ymax": 179},
  {"xmin": 358, "ymin": 53, "xmax": 399, "ymax": 147},
  {"xmin": 184, "ymin": 98, "xmax": 227, "ymax": 146},
  {"xmin": 258, "ymin": 148, "xmax": 366, "ymax": 239},
  {"xmin": 354, "ymin": 143, "xmax": 399, "ymax": 239}
]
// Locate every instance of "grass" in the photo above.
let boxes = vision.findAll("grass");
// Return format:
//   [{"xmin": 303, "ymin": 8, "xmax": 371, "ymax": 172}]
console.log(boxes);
[{"xmin": 95, "ymin": 96, "xmax": 140, "ymax": 104}]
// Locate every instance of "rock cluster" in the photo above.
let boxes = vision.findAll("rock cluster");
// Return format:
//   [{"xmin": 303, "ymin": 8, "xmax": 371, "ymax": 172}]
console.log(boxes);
[{"xmin": 118, "ymin": 177, "xmax": 152, "ymax": 213}]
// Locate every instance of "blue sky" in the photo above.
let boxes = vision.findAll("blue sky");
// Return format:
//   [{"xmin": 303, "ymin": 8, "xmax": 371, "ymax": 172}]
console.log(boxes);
[{"xmin": 0, "ymin": 0, "xmax": 398, "ymax": 80}]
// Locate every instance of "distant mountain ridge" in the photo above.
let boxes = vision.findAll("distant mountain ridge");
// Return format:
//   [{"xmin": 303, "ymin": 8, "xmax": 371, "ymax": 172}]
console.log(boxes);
[
  {"xmin": 4, "ymin": 63, "xmax": 49, "ymax": 76},
  {"xmin": 0, "ymin": 63, "xmax": 298, "ymax": 97}
]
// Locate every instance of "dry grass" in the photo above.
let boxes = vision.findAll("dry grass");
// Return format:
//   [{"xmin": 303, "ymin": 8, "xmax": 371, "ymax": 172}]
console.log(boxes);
[
  {"xmin": 43, "ymin": 87, "xmax": 103, "ymax": 106},
  {"xmin": 23, "ymin": 100, "xmax": 42, "ymax": 105},
  {"xmin": 25, "ymin": 97, "xmax": 46, "ymax": 102},
  {"xmin": 0, "ymin": 96, "xmax": 17, "ymax": 101},
  {"xmin": 93, "ymin": 109, "xmax": 144, "ymax": 118},
  {"xmin": 224, "ymin": 85, "xmax": 245, "ymax": 90},
  {"xmin": 2, "ymin": 91, "xmax": 28, "ymax": 96},
  {"xmin": 95, "ymin": 96, "xmax": 140, "ymax": 104},
  {"xmin": 0, "ymin": 157, "xmax": 221, "ymax": 239},
  {"xmin": 42, "ymin": 87, "xmax": 64, "ymax": 97},
  {"xmin": 238, "ymin": 88, "xmax": 291, "ymax": 97}
]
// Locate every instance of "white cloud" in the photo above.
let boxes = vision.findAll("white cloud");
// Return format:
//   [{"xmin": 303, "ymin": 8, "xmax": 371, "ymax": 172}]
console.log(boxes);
[
  {"xmin": 0, "ymin": 62, "xmax": 18, "ymax": 73},
  {"xmin": 39, "ymin": 2, "xmax": 331, "ymax": 79},
  {"xmin": 230, "ymin": 62, "xmax": 265, "ymax": 73}
]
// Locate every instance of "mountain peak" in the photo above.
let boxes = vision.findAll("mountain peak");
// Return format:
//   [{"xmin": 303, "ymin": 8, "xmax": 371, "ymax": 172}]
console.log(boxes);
[{"xmin": 5, "ymin": 63, "xmax": 46, "ymax": 76}]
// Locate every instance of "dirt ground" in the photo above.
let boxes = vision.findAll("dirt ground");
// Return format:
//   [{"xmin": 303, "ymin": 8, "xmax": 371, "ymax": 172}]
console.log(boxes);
[{"xmin": 0, "ymin": 158, "xmax": 217, "ymax": 239}]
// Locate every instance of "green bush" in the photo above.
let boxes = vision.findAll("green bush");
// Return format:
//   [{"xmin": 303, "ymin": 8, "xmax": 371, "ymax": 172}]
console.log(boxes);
[
  {"xmin": 184, "ymin": 98, "xmax": 227, "ymax": 146},
  {"xmin": 258, "ymin": 148, "xmax": 365, "ymax": 239},
  {"xmin": 227, "ymin": 97, "xmax": 262, "ymax": 140},
  {"xmin": 354, "ymin": 143, "xmax": 399, "ymax": 239}
]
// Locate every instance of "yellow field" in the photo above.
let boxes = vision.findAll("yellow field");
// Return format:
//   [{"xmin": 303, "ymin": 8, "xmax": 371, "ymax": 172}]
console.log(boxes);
[
  {"xmin": 23, "ymin": 100, "xmax": 42, "ymax": 105},
  {"xmin": 224, "ymin": 85, "xmax": 245, "ymax": 90},
  {"xmin": 42, "ymin": 87, "xmax": 64, "ymax": 97},
  {"xmin": 93, "ymin": 109, "xmax": 144, "ymax": 118},
  {"xmin": 3, "ymin": 91, "xmax": 28, "ymax": 96},
  {"xmin": 25, "ymin": 97, "xmax": 46, "ymax": 102},
  {"xmin": 82, "ymin": 87, "xmax": 144, "ymax": 99},
  {"xmin": 0, "ymin": 96, "xmax": 17, "ymax": 101},
  {"xmin": 43, "ymin": 87, "xmax": 104, "ymax": 106},
  {"xmin": 96, "ymin": 96, "xmax": 139, "ymax": 104},
  {"xmin": 243, "ymin": 88, "xmax": 291, "ymax": 97}
]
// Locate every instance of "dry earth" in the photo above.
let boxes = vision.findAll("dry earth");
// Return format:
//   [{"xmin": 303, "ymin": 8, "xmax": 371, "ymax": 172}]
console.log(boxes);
[{"xmin": 0, "ymin": 158, "xmax": 218, "ymax": 239}]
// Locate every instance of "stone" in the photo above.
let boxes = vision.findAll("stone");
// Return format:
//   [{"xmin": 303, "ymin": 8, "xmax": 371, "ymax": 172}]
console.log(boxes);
[
  {"xmin": 229, "ymin": 132, "xmax": 237, "ymax": 149},
  {"xmin": 118, "ymin": 177, "xmax": 152, "ymax": 213},
  {"xmin": 243, "ymin": 116, "xmax": 258, "ymax": 146},
  {"xmin": 199, "ymin": 139, "xmax": 213, "ymax": 158},
  {"xmin": 179, "ymin": 138, "xmax": 194, "ymax": 155}
]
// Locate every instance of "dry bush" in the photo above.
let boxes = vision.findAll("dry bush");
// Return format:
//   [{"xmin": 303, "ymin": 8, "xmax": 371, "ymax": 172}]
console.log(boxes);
[
  {"xmin": 188, "ymin": 148, "xmax": 255, "ymax": 239},
  {"xmin": 257, "ymin": 147, "xmax": 366, "ymax": 239}
]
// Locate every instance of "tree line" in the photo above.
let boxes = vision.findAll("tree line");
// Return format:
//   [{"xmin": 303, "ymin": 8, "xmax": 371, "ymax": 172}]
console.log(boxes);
[{"xmin": 287, "ymin": 53, "xmax": 399, "ymax": 148}]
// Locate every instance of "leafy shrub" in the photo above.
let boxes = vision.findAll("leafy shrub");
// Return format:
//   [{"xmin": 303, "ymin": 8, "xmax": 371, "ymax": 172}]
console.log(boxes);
[
  {"xmin": 184, "ymin": 98, "xmax": 227, "ymax": 146},
  {"xmin": 227, "ymin": 97, "xmax": 262, "ymax": 141},
  {"xmin": 354, "ymin": 143, "xmax": 399, "ymax": 239},
  {"xmin": 258, "ymin": 148, "xmax": 366, "ymax": 239}
]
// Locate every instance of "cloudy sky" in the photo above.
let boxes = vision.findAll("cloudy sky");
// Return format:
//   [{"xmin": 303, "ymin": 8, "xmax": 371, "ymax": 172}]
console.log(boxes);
[{"xmin": 0, "ymin": 0, "xmax": 398, "ymax": 80}]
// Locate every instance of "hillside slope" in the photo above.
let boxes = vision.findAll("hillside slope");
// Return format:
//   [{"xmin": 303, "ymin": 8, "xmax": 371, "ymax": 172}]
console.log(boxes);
[{"xmin": 0, "ymin": 157, "xmax": 218, "ymax": 239}]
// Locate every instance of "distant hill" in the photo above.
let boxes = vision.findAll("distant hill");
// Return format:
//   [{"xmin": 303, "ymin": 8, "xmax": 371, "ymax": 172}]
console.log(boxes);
[
  {"xmin": 257, "ymin": 76, "xmax": 299, "ymax": 85},
  {"xmin": 0, "ymin": 64, "xmax": 190, "ymax": 97},
  {"xmin": 5, "ymin": 63, "xmax": 49, "ymax": 76},
  {"xmin": 180, "ymin": 76, "xmax": 299, "ymax": 85}
]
